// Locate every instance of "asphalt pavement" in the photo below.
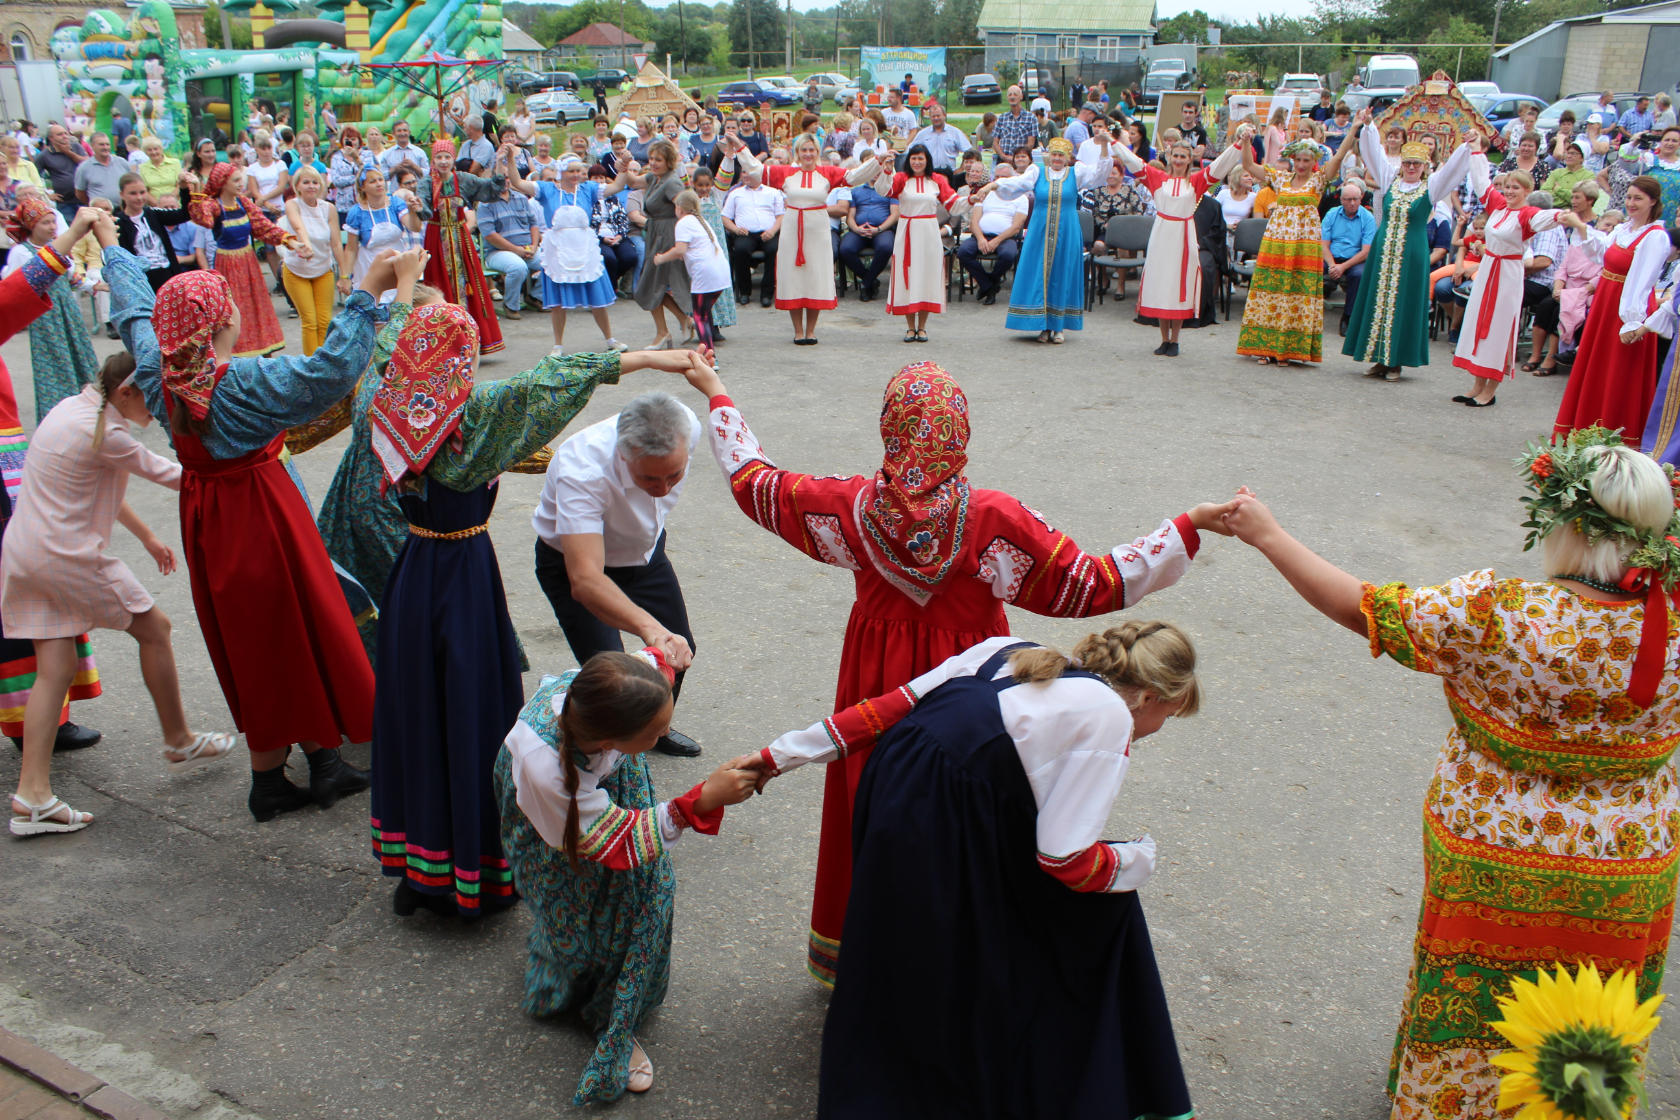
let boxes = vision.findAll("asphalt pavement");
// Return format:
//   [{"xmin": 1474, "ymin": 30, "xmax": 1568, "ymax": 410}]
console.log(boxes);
[{"xmin": 1, "ymin": 278, "xmax": 1675, "ymax": 1119}]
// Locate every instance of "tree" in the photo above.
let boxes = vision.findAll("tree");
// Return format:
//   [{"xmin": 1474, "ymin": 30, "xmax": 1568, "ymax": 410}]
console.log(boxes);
[
  {"xmin": 655, "ymin": 8, "xmax": 715, "ymax": 66},
  {"xmin": 203, "ymin": 2, "xmax": 253, "ymax": 50},
  {"xmin": 728, "ymin": 0, "xmax": 782, "ymax": 69},
  {"xmin": 1157, "ymin": 9, "xmax": 1216, "ymax": 45},
  {"xmin": 1420, "ymin": 15, "xmax": 1487, "ymax": 79}
]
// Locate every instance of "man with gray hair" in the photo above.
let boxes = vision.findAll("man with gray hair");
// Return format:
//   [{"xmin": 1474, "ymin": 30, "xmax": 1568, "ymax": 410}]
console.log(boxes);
[
  {"xmin": 74, "ymin": 132, "xmax": 129, "ymax": 206},
  {"xmin": 532, "ymin": 392, "xmax": 705, "ymax": 756}
]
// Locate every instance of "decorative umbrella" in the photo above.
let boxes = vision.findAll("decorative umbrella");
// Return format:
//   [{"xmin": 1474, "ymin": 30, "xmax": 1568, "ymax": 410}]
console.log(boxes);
[{"xmin": 355, "ymin": 51, "xmax": 505, "ymax": 139}]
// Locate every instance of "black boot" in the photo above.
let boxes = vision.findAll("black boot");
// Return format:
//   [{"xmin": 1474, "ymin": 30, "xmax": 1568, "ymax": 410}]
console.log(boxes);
[
  {"xmin": 249, "ymin": 767, "xmax": 312, "ymax": 822},
  {"xmin": 306, "ymin": 746, "xmax": 370, "ymax": 809},
  {"xmin": 10, "ymin": 722, "xmax": 102, "ymax": 753},
  {"xmin": 393, "ymin": 879, "xmax": 458, "ymax": 918}
]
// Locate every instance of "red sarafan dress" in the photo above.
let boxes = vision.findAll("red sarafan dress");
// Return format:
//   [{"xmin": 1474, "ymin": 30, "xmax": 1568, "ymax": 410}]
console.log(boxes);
[
  {"xmin": 423, "ymin": 141, "xmax": 505, "ymax": 356},
  {"xmin": 190, "ymin": 164, "xmax": 295, "ymax": 358},
  {"xmin": 699, "ymin": 363, "xmax": 1205, "ymax": 986},
  {"xmin": 1555, "ymin": 221, "xmax": 1667, "ymax": 446}
]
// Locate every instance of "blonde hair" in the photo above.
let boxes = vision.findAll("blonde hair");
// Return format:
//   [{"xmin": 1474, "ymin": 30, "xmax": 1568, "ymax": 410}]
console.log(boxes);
[
  {"xmin": 833, "ymin": 111, "xmax": 854, "ymax": 131},
  {"xmin": 791, "ymin": 133, "xmax": 820, "ymax": 157},
  {"xmin": 1269, "ymin": 106, "xmax": 1289, "ymax": 127},
  {"xmin": 413, "ymin": 283, "xmax": 445, "ymax": 305},
  {"xmin": 674, "ymin": 189, "xmax": 717, "ymax": 249},
  {"xmin": 91, "ymin": 351, "xmax": 137, "ymax": 452},
  {"xmin": 1503, "ymin": 169, "xmax": 1534, "ymax": 191},
  {"xmin": 1541, "ymin": 446, "xmax": 1674, "ymax": 583},
  {"xmin": 290, "ymin": 165, "xmax": 323, "ymax": 190},
  {"xmin": 1008, "ymin": 622, "xmax": 1201, "ymax": 716}
]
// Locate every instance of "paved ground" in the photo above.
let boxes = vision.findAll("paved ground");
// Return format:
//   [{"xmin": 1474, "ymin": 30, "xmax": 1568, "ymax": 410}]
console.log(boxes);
[{"xmin": 1, "ymin": 276, "xmax": 1676, "ymax": 1120}]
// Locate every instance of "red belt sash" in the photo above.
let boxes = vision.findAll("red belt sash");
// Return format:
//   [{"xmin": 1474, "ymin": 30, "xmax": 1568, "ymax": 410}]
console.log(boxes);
[
  {"xmin": 1473, "ymin": 252, "xmax": 1524, "ymax": 345},
  {"xmin": 900, "ymin": 212, "xmax": 936, "ymax": 284},
  {"xmin": 1157, "ymin": 212, "xmax": 1192, "ymax": 301},
  {"xmin": 789, "ymin": 204, "xmax": 827, "ymax": 266}
]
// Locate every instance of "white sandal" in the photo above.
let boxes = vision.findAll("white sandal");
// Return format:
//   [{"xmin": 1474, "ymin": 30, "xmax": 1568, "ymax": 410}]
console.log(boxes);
[
  {"xmin": 164, "ymin": 731, "xmax": 238, "ymax": 774},
  {"xmin": 10, "ymin": 794, "xmax": 93, "ymax": 837},
  {"xmin": 627, "ymin": 1037, "xmax": 654, "ymax": 1093}
]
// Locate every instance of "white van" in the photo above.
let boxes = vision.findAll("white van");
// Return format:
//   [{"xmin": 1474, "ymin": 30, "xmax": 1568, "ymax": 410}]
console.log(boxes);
[{"xmin": 1363, "ymin": 54, "xmax": 1420, "ymax": 91}]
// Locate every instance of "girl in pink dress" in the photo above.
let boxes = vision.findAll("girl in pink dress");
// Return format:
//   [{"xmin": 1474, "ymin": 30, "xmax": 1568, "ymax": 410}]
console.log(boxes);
[{"xmin": 5, "ymin": 343, "xmax": 235, "ymax": 836}]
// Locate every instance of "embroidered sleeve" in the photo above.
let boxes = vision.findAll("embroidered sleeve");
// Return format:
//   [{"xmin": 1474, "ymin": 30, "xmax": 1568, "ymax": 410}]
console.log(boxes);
[
  {"xmin": 706, "ymin": 396, "xmax": 866, "ymax": 569},
  {"xmin": 427, "ymin": 350, "xmax": 623, "ymax": 491},
  {"xmin": 981, "ymin": 505, "xmax": 1200, "ymax": 617},
  {"xmin": 16, "ymin": 244, "xmax": 68, "ymax": 302},
  {"xmin": 284, "ymin": 302, "xmax": 410, "ymax": 456},
  {"xmin": 1038, "ymin": 836, "xmax": 1156, "ymax": 892},
  {"xmin": 242, "ymin": 198, "xmax": 291, "ymax": 247},
  {"xmin": 187, "ymin": 191, "xmax": 217, "ymax": 229}
]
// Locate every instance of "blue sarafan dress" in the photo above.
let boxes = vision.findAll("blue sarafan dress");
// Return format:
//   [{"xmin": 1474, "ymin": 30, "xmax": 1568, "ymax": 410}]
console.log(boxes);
[
  {"xmin": 1002, "ymin": 163, "xmax": 1090, "ymax": 334},
  {"xmin": 368, "ymin": 323, "xmax": 623, "ymax": 918},
  {"xmin": 1641, "ymin": 282, "xmax": 1680, "ymax": 465}
]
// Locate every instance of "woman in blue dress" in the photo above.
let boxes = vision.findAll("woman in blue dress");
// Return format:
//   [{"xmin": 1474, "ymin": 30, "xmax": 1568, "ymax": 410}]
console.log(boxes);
[
  {"xmin": 507, "ymin": 154, "xmax": 631, "ymax": 358},
  {"xmin": 972, "ymin": 136, "xmax": 1113, "ymax": 343},
  {"xmin": 367, "ymin": 302, "xmax": 700, "ymax": 919}
]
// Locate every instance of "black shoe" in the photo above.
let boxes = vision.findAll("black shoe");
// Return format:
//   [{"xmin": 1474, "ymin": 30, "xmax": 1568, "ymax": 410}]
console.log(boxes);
[
  {"xmin": 1166, "ymin": 342, "xmax": 1180, "ymax": 357},
  {"xmin": 10, "ymin": 722, "xmax": 104, "ymax": 753},
  {"xmin": 104, "ymin": 322, "xmax": 119, "ymax": 340},
  {"xmin": 654, "ymin": 729, "xmax": 702, "ymax": 757},
  {"xmin": 1153, "ymin": 342, "xmax": 1170, "ymax": 355},
  {"xmin": 760, "ymin": 296, "xmax": 774, "ymax": 308},
  {"xmin": 712, "ymin": 329, "xmax": 726, "ymax": 341},
  {"xmin": 1337, "ymin": 315, "xmax": 1349, "ymax": 338},
  {"xmin": 1451, "ymin": 394, "xmax": 1474, "ymax": 404},
  {"xmin": 980, "ymin": 289, "xmax": 996, "ymax": 305},
  {"xmin": 1465, "ymin": 396, "xmax": 1496, "ymax": 407},
  {"xmin": 306, "ymin": 746, "xmax": 370, "ymax": 809},
  {"xmin": 393, "ymin": 879, "xmax": 458, "ymax": 918},
  {"xmin": 859, "ymin": 287, "xmax": 874, "ymax": 302},
  {"xmin": 249, "ymin": 767, "xmax": 313, "ymax": 822}
]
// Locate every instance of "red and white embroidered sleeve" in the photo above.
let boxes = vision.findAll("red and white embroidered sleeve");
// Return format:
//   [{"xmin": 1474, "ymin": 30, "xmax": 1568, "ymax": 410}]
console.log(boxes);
[
  {"xmin": 707, "ymin": 396, "xmax": 866, "ymax": 569},
  {"xmin": 1038, "ymin": 836, "xmax": 1156, "ymax": 893},
  {"xmin": 243, "ymin": 198, "xmax": 294, "ymax": 248},
  {"xmin": 978, "ymin": 503, "xmax": 1201, "ymax": 617},
  {"xmin": 759, "ymin": 682, "xmax": 921, "ymax": 775},
  {"xmin": 576, "ymin": 780, "xmax": 724, "ymax": 870}
]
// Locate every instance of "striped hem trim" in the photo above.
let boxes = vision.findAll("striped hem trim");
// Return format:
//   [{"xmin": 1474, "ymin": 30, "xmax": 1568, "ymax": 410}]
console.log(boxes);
[{"xmin": 806, "ymin": 929, "xmax": 839, "ymax": 989}]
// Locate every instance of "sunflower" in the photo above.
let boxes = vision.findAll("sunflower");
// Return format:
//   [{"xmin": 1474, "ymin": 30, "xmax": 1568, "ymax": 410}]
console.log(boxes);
[{"xmin": 1490, "ymin": 962, "xmax": 1664, "ymax": 1119}]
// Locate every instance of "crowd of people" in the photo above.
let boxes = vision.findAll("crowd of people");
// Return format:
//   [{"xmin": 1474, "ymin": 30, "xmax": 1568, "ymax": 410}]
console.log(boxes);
[{"xmin": 0, "ymin": 81, "xmax": 1678, "ymax": 1120}]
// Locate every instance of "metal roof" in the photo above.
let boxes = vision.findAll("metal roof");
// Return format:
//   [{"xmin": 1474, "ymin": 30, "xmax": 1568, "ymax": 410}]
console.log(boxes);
[
  {"xmin": 1496, "ymin": 0, "xmax": 1680, "ymax": 57},
  {"xmin": 976, "ymin": 0, "xmax": 1157, "ymax": 34},
  {"xmin": 502, "ymin": 19, "xmax": 543, "ymax": 54}
]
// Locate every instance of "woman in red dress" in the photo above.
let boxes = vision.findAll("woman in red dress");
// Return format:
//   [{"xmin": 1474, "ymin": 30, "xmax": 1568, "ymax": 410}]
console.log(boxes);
[
  {"xmin": 1554, "ymin": 175, "xmax": 1669, "ymax": 446},
  {"xmin": 422, "ymin": 139, "xmax": 505, "ymax": 356},
  {"xmin": 677, "ymin": 355, "xmax": 1236, "ymax": 985},
  {"xmin": 107, "ymin": 224, "xmax": 429, "ymax": 821},
  {"xmin": 189, "ymin": 163, "xmax": 303, "ymax": 358}
]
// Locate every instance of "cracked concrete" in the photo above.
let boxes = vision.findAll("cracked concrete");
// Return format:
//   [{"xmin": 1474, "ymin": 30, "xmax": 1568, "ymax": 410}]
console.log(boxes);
[{"xmin": 1, "ymin": 292, "xmax": 1676, "ymax": 1118}]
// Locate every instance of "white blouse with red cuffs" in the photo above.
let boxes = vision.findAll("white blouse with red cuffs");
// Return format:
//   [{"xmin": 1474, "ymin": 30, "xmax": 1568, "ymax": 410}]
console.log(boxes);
[
  {"xmin": 506, "ymin": 648, "xmax": 725, "ymax": 871},
  {"xmin": 757, "ymin": 634, "xmax": 1159, "ymax": 893}
]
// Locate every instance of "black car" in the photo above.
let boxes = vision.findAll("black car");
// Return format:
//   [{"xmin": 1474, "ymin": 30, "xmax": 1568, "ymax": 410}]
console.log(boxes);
[
  {"xmin": 590, "ymin": 68, "xmax": 630, "ymax": 88},
  {"xmin": 961, "ymin": 73, "xmax": 1002, "ymax": 105},
  {"xmin": 519, "ymin": 71, "xmax": 580, "ymax": 95},
  {"xmin": 503, "ymin": 68, "xmax": 540, "ymax": 92},
  {"xmin": 716, "ymin": 79, "xmax": 801, "ymax": 107}
]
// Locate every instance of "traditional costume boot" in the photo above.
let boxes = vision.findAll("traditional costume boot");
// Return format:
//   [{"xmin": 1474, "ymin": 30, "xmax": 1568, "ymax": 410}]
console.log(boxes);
[
  {"xmin": 306, "ymin": 746, "xmax": 370, "ymax": 809},
  {"xmin": 248, "ymin": 767, "xmax": 312, "ymax": 822}
]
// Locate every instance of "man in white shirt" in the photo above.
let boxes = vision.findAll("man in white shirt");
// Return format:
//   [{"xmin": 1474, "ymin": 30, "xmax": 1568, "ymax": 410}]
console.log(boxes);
[
  {"xmin": 1076, "ymin": 116, "xmax": 1118, "ymax": 170},
  {"xmin": 533, "ymin": 394, "xmax": 705, "ymax": 757},
  {"xmin": 721, "ymin": 165, "xmax": 784, "ymax": 305},
  {"xmin": 955, "ymin": 164, "xmax": 1028, "ymax": 303},
  {"xmin": 882, "ymin": 89, "xmax": 918, "ymax": 139},
  {"xmin": 908, "ymin": 100, "xmax": 972, "ymax": 179},
  {"xmin": 382, "ymin": 120, "xmax": 430, "ymax": 178}
]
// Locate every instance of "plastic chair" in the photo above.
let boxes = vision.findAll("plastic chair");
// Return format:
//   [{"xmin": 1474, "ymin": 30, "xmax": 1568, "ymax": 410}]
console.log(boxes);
[
  {"xmin": 1087, "ymin": 214, "xmax": 1151, "ymax": 310},
  {"xmin": 1223, "ymin": 216, "xmax": 1267, "ymax": 317}
]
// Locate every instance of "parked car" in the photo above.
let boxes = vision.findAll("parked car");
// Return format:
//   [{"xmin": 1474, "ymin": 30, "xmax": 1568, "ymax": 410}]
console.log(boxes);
[
  {"xmin": 961, "ymin": 73, "xmax": 1002, "ymax": 105},
  {"xmin": 1142, "ymin": 63, "xmax": 1193, "ymax": 107},
  {"xmin": 1472, "ymin": 93, "xmax": 1547, "ymax": 133},
  {"xmin": 715, "ymin": 79, "xmax": 802, "ymax": 107},
  {"xmin": 580, "ymin": 68, "xmax": 630, "ymax": 89},
  {"xmin": 803, "ymin": 72, "xmax": 851, "ymax": 101},
  {"xmin": 527, "ymin": 88, "xmax": 594, "ymax": 125},
  {"xmin": 1360, "ymin": 53, "xmax": 1419, "ymax": 91},
  {"xmin": 1457, "ymin": 80, "xmax": 1500, "ymax": 100},
  {"xmin": 833, "ymin": 83, "xmax": 861, "ymax": 107},
  {"xmin": 1338, "ymin": 88, "xmax": 1404, "ymax": 115},
  {"xmin": 1540, "ymin": 93, "xmax": 1644, "ymax": 132},
  {"xmin": 503, "ymin": 68, "xmax": 541, "ymax": 93},
  {"xmin": 1273, "ymin": 73, "xmax": 1323, "ymax": 101},
  {"xmin": 519, "ymin": 71, "xmax": 580, "ymax": 95}
]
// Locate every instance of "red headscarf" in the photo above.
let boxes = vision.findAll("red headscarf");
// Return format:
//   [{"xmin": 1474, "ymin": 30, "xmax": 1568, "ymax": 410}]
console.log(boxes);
[
  {"xmin": 369, "ymin": 302, "xmax": 477, "ymax": 486},
  {"xmin": 6, "ymin": 196, "xmax": 54, "ymax": 245},
  {"xmin": 205, "ymin": 161, "xmax": 237, "ymax": 198},
  {"xmin": 857, "ymin": 362, "xmax": 972, "ymax": 602},
  {"xmin": 154, "ymin": 270, "xmax": 235, "ymax": 420}
]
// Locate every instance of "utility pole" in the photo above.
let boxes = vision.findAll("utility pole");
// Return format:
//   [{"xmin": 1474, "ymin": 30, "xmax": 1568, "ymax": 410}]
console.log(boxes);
[
  {"xmin": 747, "ymin": 0, "xmax": 755, "ymax": 78},
  {"xmin": 786, "ymin": 0, "xmax": 794, "ymax": 71},
  {"xmin": 1488, "ymin": 0, "xmax": 1506, "ymax": 80},
  {"xmin": 678, "ymin": 0, "xmax": 687, "ymax": 74}
]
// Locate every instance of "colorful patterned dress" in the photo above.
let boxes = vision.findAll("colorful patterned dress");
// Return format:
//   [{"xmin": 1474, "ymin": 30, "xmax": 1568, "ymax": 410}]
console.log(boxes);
[
  {"xmin": 2, "ymin": 245, "xmax": 100, "ymax": 422},
  {"xmin": 189, "ymin": 195, "xmax": 289, "ymax": 358},
  {"xmin": 1365, "ymin": 571, "xmax": 1678, "ymax": 1120},
  {"xmin": 1237, "ymin": 168, "xmax": 1328, "ymax": 363},
  {"xmin": 0, "ymin": 247, "xmax": 99, "ymax": 740},
  {"xmin": 494, "ymin": 666, "xmax": 724, "ymax": 1105},
  {"xmin": 1343, "ymin": 134, "xmax": 1477, "ymax": 370},
  {"xmin": 370, "ymin": 349, "xmax": 623, "ymax": 917},
  {"xmin": 696, "ymin": 190, "xmax": 737, "ymax": 328},
  {"xmin": 423, "ymin": 169, "xmax": 505, "ymax": 356},
  {"xmin": 700, "ymin": 377, "xmax": 1204, "ymax": 985}
]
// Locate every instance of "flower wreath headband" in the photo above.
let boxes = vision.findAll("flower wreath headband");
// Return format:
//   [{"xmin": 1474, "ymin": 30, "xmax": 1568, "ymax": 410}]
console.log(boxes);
[{"xmin": 1516, "ymin": 426, "xmax": 1680, "ymax": 592}]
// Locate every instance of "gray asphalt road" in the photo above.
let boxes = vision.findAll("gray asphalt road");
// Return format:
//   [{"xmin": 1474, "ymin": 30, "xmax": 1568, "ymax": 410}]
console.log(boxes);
[{"xmin": 1, "ymin": 280, "xmax": 1675, "ymax": 1119}]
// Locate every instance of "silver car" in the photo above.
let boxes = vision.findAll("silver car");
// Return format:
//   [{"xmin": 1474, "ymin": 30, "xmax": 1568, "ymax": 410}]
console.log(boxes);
[{"xmin": 527, "ymin": 88, "xmax": 594, "ymax": 125}]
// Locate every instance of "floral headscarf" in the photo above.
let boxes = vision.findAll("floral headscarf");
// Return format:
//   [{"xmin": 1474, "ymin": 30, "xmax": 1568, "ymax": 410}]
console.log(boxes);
[
  {"xmin": 205, "ymin": 161, "xmax": 237, "ymax": 198},
  {"xmin": 154, "ymin": 270, "xmax": 235, "ymax": 420},
  {"xmin": 369, "ymin": 302, "xmax": 478, "ymax": 486},
  {"xmin": 857, "ymin": 362, "xmax": 972, "ymax": 602},
  {"xmin": 6, "ymin": 195, "xmax": 54, "ymax": 244}
]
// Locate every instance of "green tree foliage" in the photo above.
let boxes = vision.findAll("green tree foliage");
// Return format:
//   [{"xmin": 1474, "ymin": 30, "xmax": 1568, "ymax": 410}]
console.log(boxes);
[
  {"xmin": 654, "ymin": 8, "xmax": 715, "ymax": 66},
  {"xmin": 1420, "ymin": 15, "xmax": 1489, "ymax": 79},
  {"xmin": 203, "ymin": 2, "xmax": 254, "ymax": 50},
  {"xmin": 1157, "ymin": 9, "xmax": 1216, "ymax": 45},
  {"xmin": 1221, "ymin": 16, "xmax": 1338, "ymax": 80},
  {"xmin": 728, "ymin": 0, "xmax": 784, "ymax": 68}
]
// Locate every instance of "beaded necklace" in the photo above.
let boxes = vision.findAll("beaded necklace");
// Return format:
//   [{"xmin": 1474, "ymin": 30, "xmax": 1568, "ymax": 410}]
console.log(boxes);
[{"xmin": 1555, "ymin": 573, "xmax": 1631, "ymax": 595}]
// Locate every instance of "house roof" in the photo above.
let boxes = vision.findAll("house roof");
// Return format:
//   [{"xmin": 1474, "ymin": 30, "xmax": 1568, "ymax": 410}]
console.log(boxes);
[
  {"xmin": 559, "ymin": 21, "xmax": 647, "ymax": 47},
  {"xmin": 501, "ymin": 19, "xmax": 543, "ymax": 54},
  {"xmin": 976, "ymin": 0, "xmax": 1156, "ymax": 34},
  {"xmin": 1496, "ymin": 0, "xmax": 1680, "ymax": 57}
]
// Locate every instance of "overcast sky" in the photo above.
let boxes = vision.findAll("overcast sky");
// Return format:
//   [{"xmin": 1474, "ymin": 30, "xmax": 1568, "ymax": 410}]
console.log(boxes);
[{"xmin": 773, "ymin": 0, "xmax": 1323, "ymax": 18}]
